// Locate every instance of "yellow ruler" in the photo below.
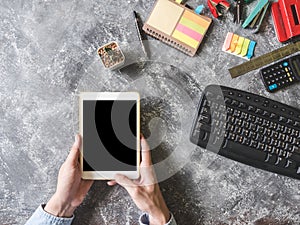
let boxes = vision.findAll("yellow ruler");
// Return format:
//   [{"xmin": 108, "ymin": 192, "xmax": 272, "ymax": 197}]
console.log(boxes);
[{"xmin": 229, "ymin": 41, "xmax": 300, "ymax": 78}]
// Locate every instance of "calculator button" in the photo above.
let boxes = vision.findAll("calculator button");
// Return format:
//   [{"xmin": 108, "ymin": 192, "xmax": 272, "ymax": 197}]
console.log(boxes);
[{"xmin": 269, "ymin": 84, "xmax": 278, "ymax": 91}]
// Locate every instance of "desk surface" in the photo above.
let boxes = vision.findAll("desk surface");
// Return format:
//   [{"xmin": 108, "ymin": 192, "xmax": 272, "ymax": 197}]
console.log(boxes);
[{"xmin": 0, "ymin": 0, "xmax": 299, "ymax": 224}]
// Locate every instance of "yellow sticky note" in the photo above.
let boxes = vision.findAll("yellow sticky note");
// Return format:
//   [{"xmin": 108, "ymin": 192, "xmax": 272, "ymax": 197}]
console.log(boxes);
[
  {"xmin": 172, "ymin": 30, "xmax": 199, "ymax": 48},
  {"xmin": 234, "ymin": 37, "xmax": 245, "ymax": 55}
]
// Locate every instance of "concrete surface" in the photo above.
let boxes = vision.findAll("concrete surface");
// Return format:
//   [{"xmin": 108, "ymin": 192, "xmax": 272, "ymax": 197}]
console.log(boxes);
[{"xmin": 0, "ymin": 0, "xmax": 299, "ymax": 224}]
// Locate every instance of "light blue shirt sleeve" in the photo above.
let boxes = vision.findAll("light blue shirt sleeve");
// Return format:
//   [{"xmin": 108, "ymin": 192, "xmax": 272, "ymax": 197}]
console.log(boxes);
[
  {"xmin": 25, "ymin": 204, "xmax": 74, "ymax": 225},
  {"xmin": 139, "ymin": 213, "xmax": 177, "ymax": 225},
  {"xmin": 25, "ymin": 204, "xmax": 177, "ymax": 225}
]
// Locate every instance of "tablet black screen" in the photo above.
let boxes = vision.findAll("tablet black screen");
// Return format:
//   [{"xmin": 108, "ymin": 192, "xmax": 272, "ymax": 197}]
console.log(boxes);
[{"xmin": 83, "ymin": 100, "xmax": 137, "ymax": 171}]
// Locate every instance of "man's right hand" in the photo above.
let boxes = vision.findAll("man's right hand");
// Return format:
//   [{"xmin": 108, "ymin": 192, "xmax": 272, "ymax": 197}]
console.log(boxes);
[{"xmin": 107, "ymin": 136, "xmax": 170, "ymax": 225}]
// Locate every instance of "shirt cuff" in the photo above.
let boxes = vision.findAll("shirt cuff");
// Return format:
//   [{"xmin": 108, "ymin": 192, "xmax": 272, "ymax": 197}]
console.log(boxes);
[
  {"xmin": 139, "ymin": 212, "xmax": 177, "ymax": 225},
  {"xmin": 25, "ymin": 204, "xmax": 74, "ymax": 225}
]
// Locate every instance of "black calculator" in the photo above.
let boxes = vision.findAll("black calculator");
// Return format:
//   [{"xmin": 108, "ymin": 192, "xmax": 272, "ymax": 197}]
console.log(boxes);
[{"xmin": 260, "ymin": 54, "xmax": 300, "ymax": 92}]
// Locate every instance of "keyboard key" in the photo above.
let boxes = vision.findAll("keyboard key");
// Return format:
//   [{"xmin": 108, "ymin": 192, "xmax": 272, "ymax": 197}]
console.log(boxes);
[
  {"xmin": 199, "ymin": 115, "xmax": 210, "ymax": 124},
  {"xmin": 275, "ymin": 157, "xmax": 286, "ymax": 167},
  {"xmin": 279, "ymin": 116, "xmax": 287, "ymax": 123},
  {"xmin": 248, "ymin": 105, "xmax": 256, "ymax": 112},
  {"xmin": 285, "ymin": 160, "xmax": 293, "ymax": 168}
]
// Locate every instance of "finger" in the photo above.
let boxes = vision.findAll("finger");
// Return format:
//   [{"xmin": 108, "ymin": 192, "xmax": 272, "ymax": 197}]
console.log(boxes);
[
  {"xmin": 107, "ymin": 180, "xmax": 117, "ymax": 186},
  {"xmin": 141, "ymin": 136, "xmax": 152, "ymax": 166},
  {"xmin": 115, "ymin": 174, "xmax": 136, "ymax": 188},
  {"xmin": 66, "ymin": 134, "xmax": 81, "ymax": 165}
]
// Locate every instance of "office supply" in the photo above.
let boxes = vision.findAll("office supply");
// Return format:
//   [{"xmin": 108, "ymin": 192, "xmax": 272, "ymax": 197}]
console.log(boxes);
[
  {"xmin": 195, "ymin": 5, "xmax": 204, "ymax": 14},
  {"xmin": 190, "ymin": 84, "xmax": 300, "ymax": 180},
  {"xmin": 184, "ymin": 4, "xmax": 193, "ymax": 9},
  {"xmin": 97, "ymin": 42, "xmax": 125, "ymax": 70},
  {"xmin": 80, "ymin": 92, "xmax": 140, "ymax": 180},
  {"xmin": 242, "ymin": 0, "xmax": 270, "ymax": 33},
  {"xmin": 233, "ymin": 0, "xmax": 244, "ymax": 23},
  {"xmin": 272, "ymin": 0, "xmax": 300, "ymax": 43},
  {"xmin": 222, "ymin": 32, "xmax": 256, "ymax": 59},
  {"xmin": 208, "ymin": 0, "xmax": 230, "ymax": 18},
  {"xmin": 260, "ymin": 54, "xmax": 300, "ymax": 92},
  {"xmin": 228, "ymin": 41, "xmax": 300, "ymax": 78},
  {"xmin": 133, "ymin": 11, "xmax": 148, "ymax": 58},
  {"xmin": 142, "ymin": 0, "xmax": 212, "ymax": 56}
]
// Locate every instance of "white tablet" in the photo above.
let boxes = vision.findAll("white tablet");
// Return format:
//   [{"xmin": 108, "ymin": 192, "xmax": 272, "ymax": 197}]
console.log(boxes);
[{"xmin": 79, "ymin": 92, "xmax": 140, "ymax": 180}]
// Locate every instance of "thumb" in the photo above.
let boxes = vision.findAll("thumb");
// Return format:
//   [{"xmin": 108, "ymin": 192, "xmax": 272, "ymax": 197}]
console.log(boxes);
[
  {"xmin": 66, "ymin": 134, "xmax": 81, "ymax": 165},
  {"xmin": 115, "ymin": 174, "xmax": 136, "ymax": 189}
]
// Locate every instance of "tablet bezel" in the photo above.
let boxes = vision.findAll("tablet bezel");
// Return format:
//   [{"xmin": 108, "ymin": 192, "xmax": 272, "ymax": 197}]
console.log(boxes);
[{"xmin": 79, "ymin": 92, "xmax": 140, "ymax": 180}]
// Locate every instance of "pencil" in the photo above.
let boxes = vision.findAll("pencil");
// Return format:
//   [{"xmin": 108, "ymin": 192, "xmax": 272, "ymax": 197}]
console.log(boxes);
[{"xmin": 133, "ymin": 11, "xmax": 148, "ymax": 59}]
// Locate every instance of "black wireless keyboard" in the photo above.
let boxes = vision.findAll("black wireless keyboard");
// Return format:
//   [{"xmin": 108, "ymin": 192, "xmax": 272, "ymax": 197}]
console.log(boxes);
[{"xmin": 190, "ymin": 85, "xmax": 300, "ymax": 180}]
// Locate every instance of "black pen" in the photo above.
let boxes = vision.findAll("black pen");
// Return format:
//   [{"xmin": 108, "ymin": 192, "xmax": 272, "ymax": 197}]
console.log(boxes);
[{"xmin": 133, "ymin": 11, "xmax": 148, "ymax": 59}]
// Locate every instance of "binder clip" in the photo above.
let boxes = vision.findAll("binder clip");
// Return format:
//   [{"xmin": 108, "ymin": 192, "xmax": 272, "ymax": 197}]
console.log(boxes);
[
  {"xmin": 271, "ymin": 0, "xmax": 300, "ymax": 43},
  {"xmin": 232, "ymin": 0, "xmax": 254, "ymax": 23},
  {"xmin": 242, "ymin": 0, "xmax": 270, "ymax": 33},
  {"xmin": 208, "ymin": 0, "xmax": 230, "ymax": 18},
  {"xmin": 233, "ymin": 0, "xmax": 244, "ymax": 23}
]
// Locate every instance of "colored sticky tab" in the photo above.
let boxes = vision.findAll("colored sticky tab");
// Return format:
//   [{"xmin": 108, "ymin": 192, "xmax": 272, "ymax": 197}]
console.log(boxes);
[
  {"xmin": 182, "ymin": 10, "xmax": 211, "ymax": 28},
  {"xmin": 176, "ymin": 23, "xmax": 203, "ymax": 41},
  {"xmin": 229, "ymin": 34, "xmax": 239, "ymax": 52},
  {"xmin": 222, "ymin": 32, "xmax": 256, "ymax": 59},
  {"xmin": 179, "ymin": 17, "xmax": 207, "ymax": 35},
  {"xmin": 234, "ymin": 37, "xmax": 245, "ymax": 55},
  {"xmin": 241, "ymin": 39, "xmax": 250, "ymax": 56},
  {"xmin": 172, "ymin": 30, "xmax": 199, "ymax": 48},
  {"xmin": 175, "ymin": 0, "xmax": 183, "ymax": 3},
  {"xmin": 223, "ymin": 32, "xmax": 234, "ymax": 51},
  {"xmin": 246, "ymin": 41, "xmax": 256, "ymax": 59}
]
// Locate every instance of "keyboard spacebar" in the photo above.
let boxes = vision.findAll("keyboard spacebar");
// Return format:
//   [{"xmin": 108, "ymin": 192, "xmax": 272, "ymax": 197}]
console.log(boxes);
[{"xmin": 220, "ymin": 140, "xmax": 267, "ymax": 162}]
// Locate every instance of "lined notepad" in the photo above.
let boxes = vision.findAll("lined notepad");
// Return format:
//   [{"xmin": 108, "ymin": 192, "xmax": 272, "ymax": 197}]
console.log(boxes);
[{"xmin": 143, "ymin": 0, "xmax": 212, "ymax": 56}]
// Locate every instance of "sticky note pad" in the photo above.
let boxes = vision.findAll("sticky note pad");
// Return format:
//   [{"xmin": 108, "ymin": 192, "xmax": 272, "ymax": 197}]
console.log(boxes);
[
  {"xmin": 172, "ymin": 10, "xmax": 210, "ymax": 48},
  {"xmin": 222, "ymin": 32, "xmax": 256, "ymax": 60},
  {"xmin": 146, "ymin": 0, "xmax": 184, "ymax": 36},
  {"xmin": 143, "ymin": 0, "xmax": 212, "ymax": 56}
]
